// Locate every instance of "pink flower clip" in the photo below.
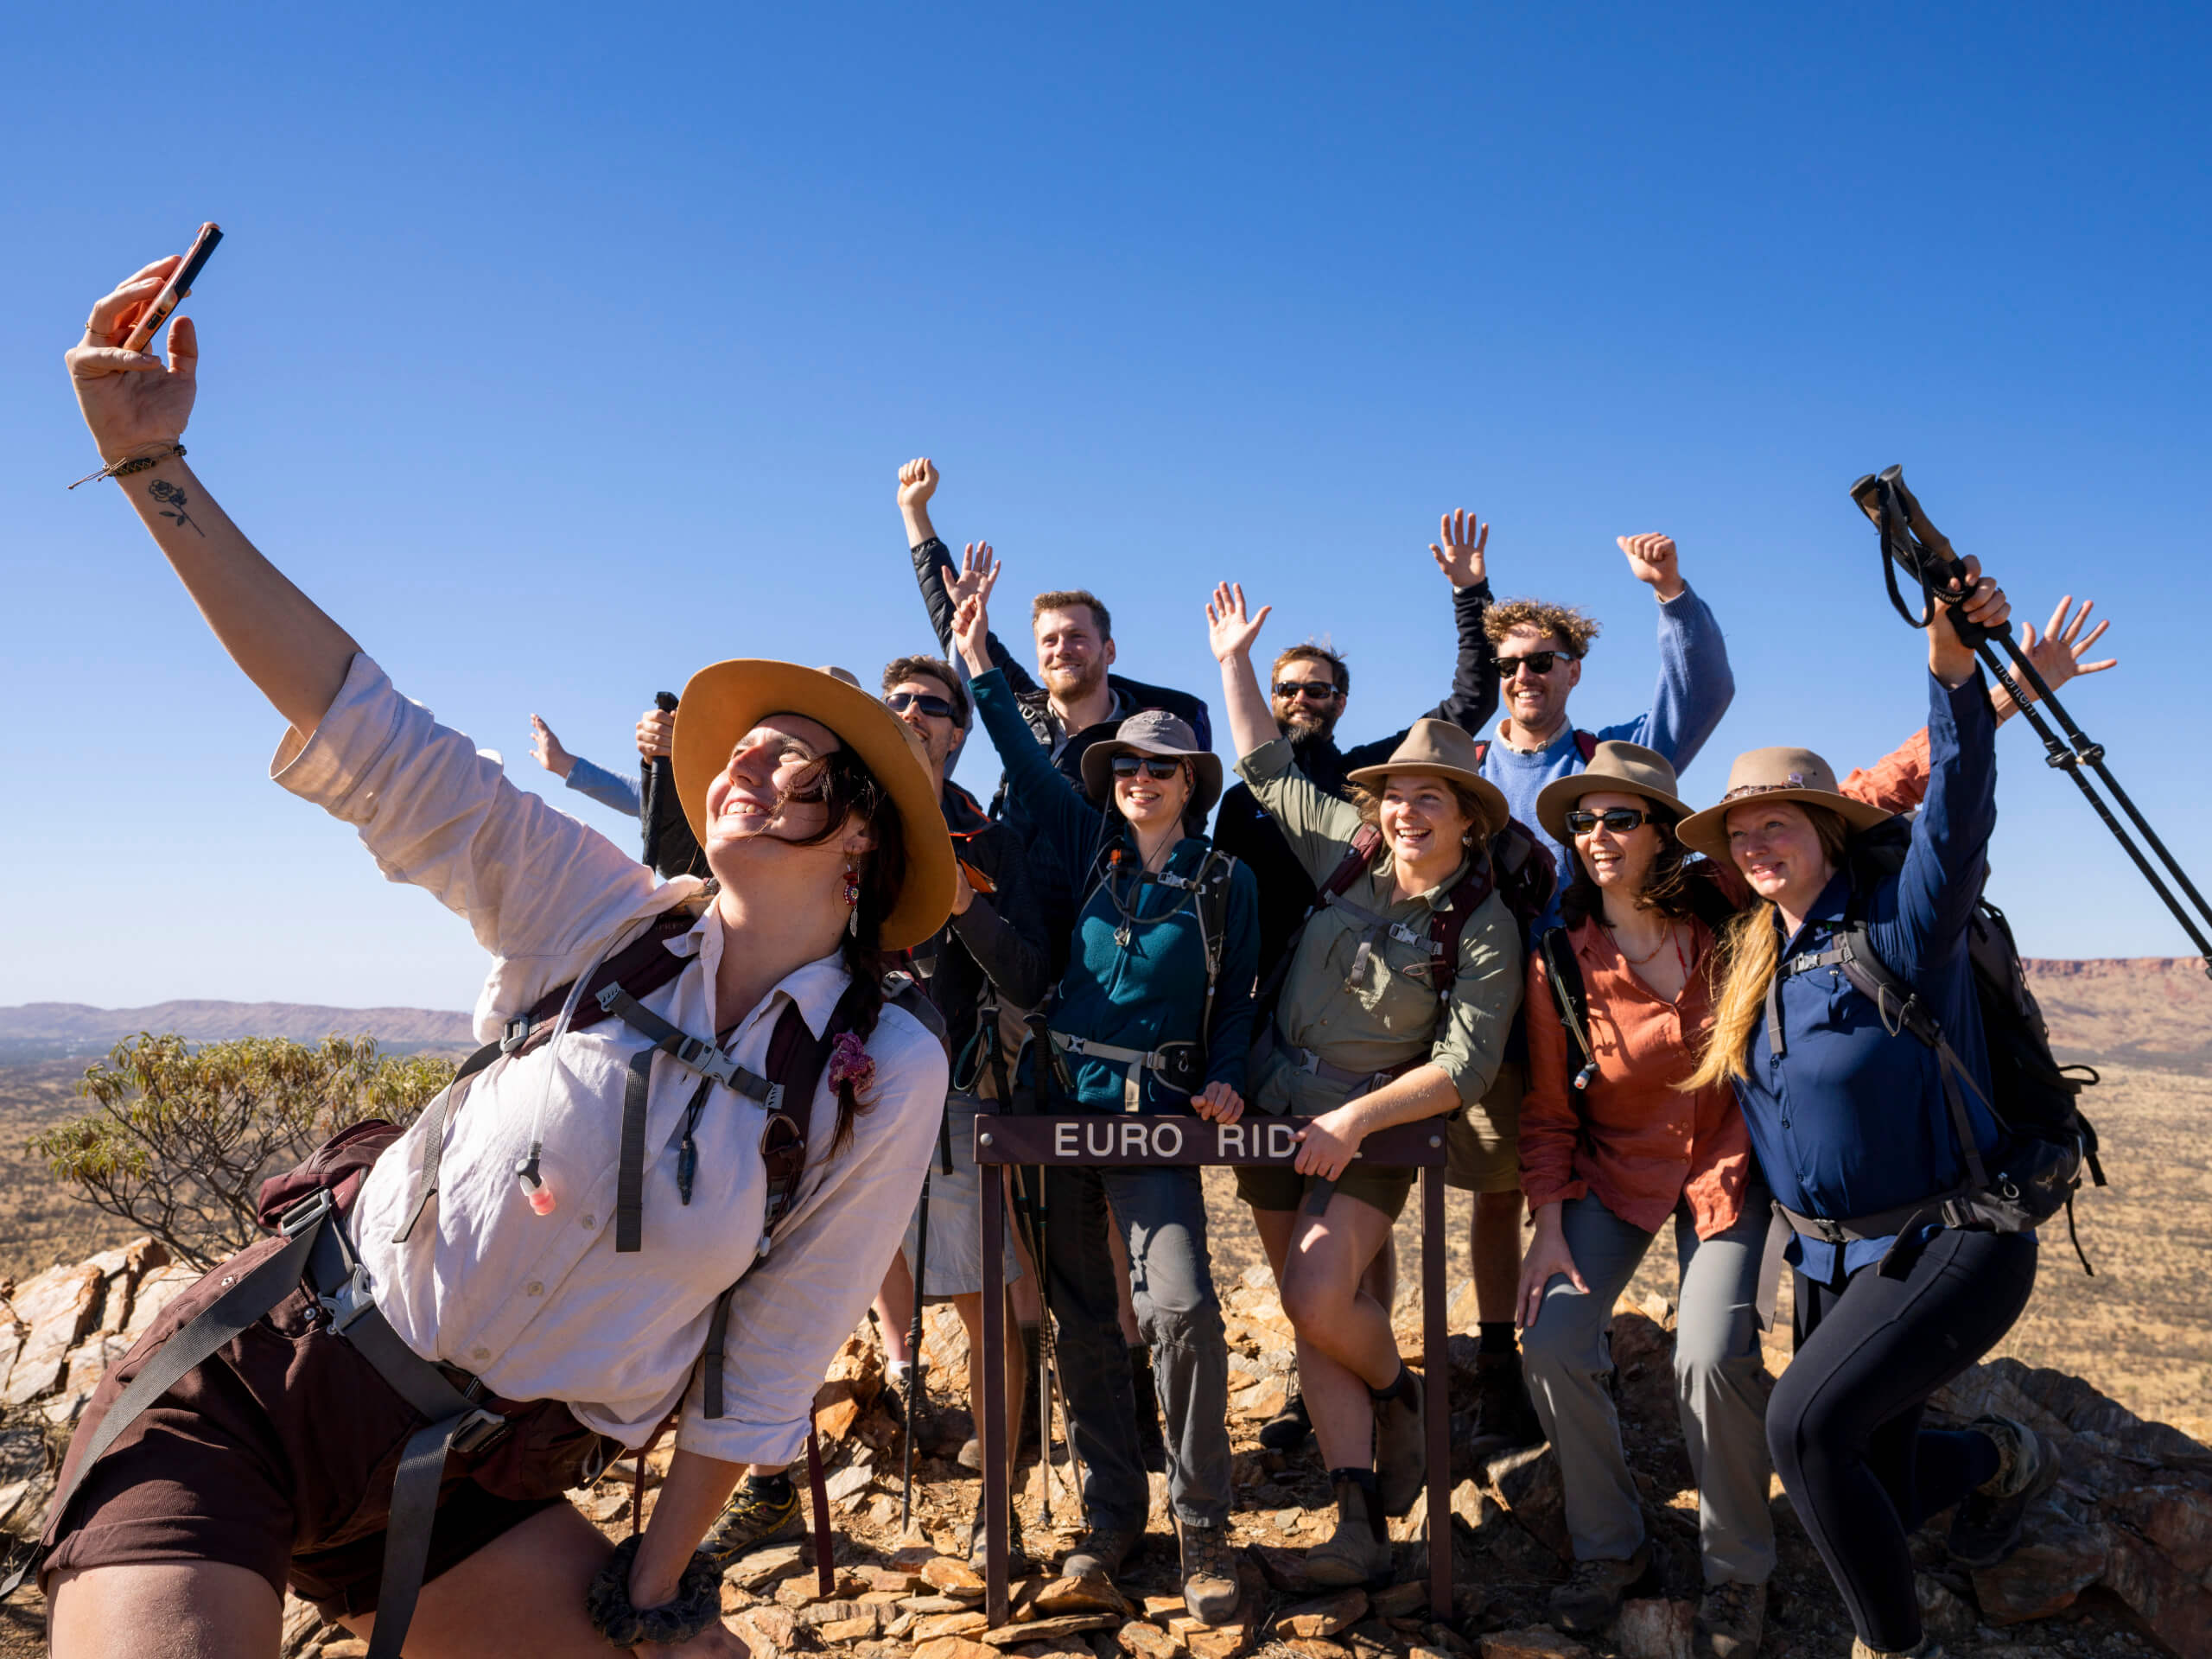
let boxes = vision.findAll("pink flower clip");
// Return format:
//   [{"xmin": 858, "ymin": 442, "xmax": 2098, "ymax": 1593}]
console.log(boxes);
[{"xmin": 826, "ymin": 1031, "xmax": 875, "ymax": 1096}]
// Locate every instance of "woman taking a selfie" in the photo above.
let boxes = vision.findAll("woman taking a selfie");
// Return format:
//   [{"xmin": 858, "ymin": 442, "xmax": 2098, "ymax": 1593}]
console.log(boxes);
[
  {"xmin": 1675, "ymin": 561, "xmax": 2056, "ymax": 1659},
  {"xmin": 951, "ymin": 570, "xmax": 1258, "ymax": 1624},
  {"xmin": 1207, "ymin": 582, "xmax": 1523, "ymax": 1590},
  {"xmin": 43, "ymin": 255, "xmax": 955, "ymax": 1659}
]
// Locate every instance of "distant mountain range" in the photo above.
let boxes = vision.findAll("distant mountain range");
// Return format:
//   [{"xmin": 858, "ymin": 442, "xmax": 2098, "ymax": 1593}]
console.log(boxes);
[
  {"xmin": 3, "ymin": 957, "xmax": 2207, "ymax": 1069},
  {"xmin": 0, "ymin": 1001, "xmax": 474, "ymax": 1061}
]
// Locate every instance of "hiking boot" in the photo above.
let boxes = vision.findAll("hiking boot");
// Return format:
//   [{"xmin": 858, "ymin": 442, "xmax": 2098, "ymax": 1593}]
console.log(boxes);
[
  {"xmin": 1306, "ymin": 1471, "xmax": 1393, "ymax": 1588},
  {"xmin": 1695, "ymin": 1579, "xmax": 1766, "ymax": 1658},
  {"xmin": 1131, "ymin": 1344, "xmax": 1168, "ymax": 1474},
  {"xmin": 1257, "ymin": 1387, "xmax": 1313, "ymax": 1452},
  {"xmin": 1371, "ymin": 1367, "xmax": 1426, "ymax": 1518},
  {"xmin": 1547, "ymin": 1545, "xmax": 1649, "ymax": 1634},
  {"xmin": 698, "ymin": 1474, "xmax": 804, "ymax": 1569},
  {"xmin": 1062, "ymin": 1525, "xmax": 1139, "ymax": 1584},
  {"xmin": 1947, "ymin": 1414, "xmax": 2062, "ymax": 1567},
  {"xmin": 1178, "ymin": 1518, "xmax": 1241, "ymax": 1624},
  {"xmin": 1465, "ymin": 1349, "xmax": 1544, "ymax": 1456},
  {"xmin": 1850, "ymin": 1640, "xmax": 1944, "ymax": 1658},
  {"xmin": 967, "ymin": 1505, "xmax": 1031, "ymax": 1579}
]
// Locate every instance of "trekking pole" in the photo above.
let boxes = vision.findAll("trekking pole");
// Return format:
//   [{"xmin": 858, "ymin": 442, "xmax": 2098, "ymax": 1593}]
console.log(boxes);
[
  {"xmin": 639, "ymin": 690, "xmax": 678, "ymax": 872},
  {"xmin": 1850, "ymin": 467, "xmax": 2212, "ymax": 976},
  {"xmin": 899, "ymin": 1165, "xmax": 931, "ymax": 1535}
]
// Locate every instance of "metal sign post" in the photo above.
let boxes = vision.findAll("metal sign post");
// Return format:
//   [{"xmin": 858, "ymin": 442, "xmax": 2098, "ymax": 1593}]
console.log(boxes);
[{"xmin": 972, "ymin": 1115, "xmax": 1454, "ymax": 1625}]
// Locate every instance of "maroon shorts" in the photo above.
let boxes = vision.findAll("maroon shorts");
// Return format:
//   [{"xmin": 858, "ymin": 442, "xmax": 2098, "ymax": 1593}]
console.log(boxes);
[{"xmin": 41, "ymin": 1230, "xmax": 617, "ymax": 1621}]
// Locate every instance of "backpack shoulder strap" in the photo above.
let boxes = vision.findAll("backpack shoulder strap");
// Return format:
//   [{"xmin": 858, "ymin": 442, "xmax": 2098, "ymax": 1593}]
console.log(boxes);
[
  {"xmin": 392, "ymin": 897, "xmax": 711, "ymax": 1246},
  {"xmin": 1537, "ymin": 926, "xmax": 1599, "ymax": 1090},
  {"xmin": 1427, "ymin": 858, "xmax": 1498, "ymax": 1004},
  {"xmin": 1575, "ymin": 730, "xmax": 1599, "ymax": 764},
  {"xmin": 1471, "ymin": 740, "xmax": 1488, "ymax": 766}
]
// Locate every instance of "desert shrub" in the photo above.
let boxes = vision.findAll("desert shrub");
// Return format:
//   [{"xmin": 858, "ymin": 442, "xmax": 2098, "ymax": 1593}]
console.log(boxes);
[{"xmin": 30, "ymin": 1033, "xmax": 455, "ymax": 1270}]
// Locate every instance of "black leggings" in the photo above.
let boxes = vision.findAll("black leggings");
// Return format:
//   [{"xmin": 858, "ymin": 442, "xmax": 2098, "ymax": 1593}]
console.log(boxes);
[{"xmin": 1766, "ymin": 1228, "xmax": 2036, "ymax": 1652}]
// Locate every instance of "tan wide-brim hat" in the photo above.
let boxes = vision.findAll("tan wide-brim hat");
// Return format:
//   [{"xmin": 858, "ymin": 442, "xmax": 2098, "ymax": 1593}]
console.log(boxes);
[
  {"xmin": 1344, "ymin": 719, "xmax": 1511, "ymax": 838},
  {"xmin": 1534, "ymin": 741, "xmax": 1691, "ymax": 842},
  {"xmin": 1675, "ymin": 746, "xmax": 1897, "ymax": 860},
  {"xmin": 1079, "ymin": 709, "xmax": 1224, "ymax": 817},
  {"xmin": 671, "ymin": 659, "xmax": 956, "ymax": 950}
]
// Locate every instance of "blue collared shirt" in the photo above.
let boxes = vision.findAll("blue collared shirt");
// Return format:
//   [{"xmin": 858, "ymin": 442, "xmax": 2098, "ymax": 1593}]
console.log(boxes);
[{"xmin": 1731, "ymin": 668, "xmax": 2000, "ymax": 1284}]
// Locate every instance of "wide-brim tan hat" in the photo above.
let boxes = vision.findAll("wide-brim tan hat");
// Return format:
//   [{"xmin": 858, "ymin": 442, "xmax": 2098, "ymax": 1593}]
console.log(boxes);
[
  {"xmin": 1676, "ymin": 746, "xmax": 1896, "ymax": 860},
  {"xmin": 1079, "ymin": 709, "xmax": 1224, "ymax": 817},
  {"xmin": 1535, "ymin": 741, "xmax": 1690, "ymax": 842},
  {"xmin": 671, "ymin": 659, "xmax": 956, "ymax": 950},
  {"xmin": 1344, "ymin": 719, "xmax": 1511, "ymax": 838}
]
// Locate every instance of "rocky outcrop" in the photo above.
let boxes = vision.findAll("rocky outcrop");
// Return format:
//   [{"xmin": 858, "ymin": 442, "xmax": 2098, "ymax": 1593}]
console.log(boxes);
[{"xmin": 5, "ymin": 1242, "xmax": 2203, "ymax": 1658}]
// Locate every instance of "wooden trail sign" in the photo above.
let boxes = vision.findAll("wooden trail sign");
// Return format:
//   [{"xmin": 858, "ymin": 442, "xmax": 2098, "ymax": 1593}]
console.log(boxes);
[{"xmin": 971, "ymin": 1114, "xmax": 1453, "ymax": 1624}]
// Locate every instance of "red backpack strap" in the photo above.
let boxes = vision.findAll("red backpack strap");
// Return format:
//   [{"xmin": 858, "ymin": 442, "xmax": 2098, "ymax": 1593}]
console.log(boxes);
[
  {"xmin": 1427, "ymin": 861, "xmax": 1497, "ymax": 1002},
  {"xmin": 1575, "ymin": 730, "xmax": 1599, "ymax": 764},
  {"xmin": 1326, "ymin": 823, "xmax": 1386, "ymax": 899},
  {"xmin": 1471, "ymin": 740, "xmax": 1489, "ymax": 766}
]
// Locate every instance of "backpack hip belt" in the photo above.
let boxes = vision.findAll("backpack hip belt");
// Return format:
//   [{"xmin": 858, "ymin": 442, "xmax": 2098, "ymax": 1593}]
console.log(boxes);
[
  {"xmin": 1276, "ymin": 1030, "xmax": 1410, "ymax": 1096},
  {"xmin": 27, "ymin": 1182, "xmax": 524, "ymax": 1659},
  {"xmin": 1046, "ymin": 1030, "xmax": 1203, "ymax": 1111}
]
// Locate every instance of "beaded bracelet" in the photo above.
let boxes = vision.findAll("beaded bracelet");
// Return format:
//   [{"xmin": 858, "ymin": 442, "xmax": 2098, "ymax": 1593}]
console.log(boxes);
[{"xmin": 67, "ymin": 443, "xmax": 186, "ymax": 491}]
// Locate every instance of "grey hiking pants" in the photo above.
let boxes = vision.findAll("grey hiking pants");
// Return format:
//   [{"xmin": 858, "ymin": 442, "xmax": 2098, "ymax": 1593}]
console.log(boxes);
[
  {"xmin": 1520, "ymin": 1189, "xmax": 1776, "ymax": 1586},
  {"xmin": 1043, "ymin": 1162, "xmax": 1230, "ymax": 1533}
]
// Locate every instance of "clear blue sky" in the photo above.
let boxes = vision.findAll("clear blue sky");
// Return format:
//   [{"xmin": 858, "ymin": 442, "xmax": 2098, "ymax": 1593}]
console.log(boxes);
[{"xmin": 3, "ymin": 3, "xmax": 2206, "ymax": 1012}]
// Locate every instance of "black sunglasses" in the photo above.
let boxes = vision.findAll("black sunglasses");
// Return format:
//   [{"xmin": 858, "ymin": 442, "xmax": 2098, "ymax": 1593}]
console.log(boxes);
[
  {"xmin": 1110, "ymin": 754, "xmax": 1185, "ymax": 781},
  {"xmin": 1497, "ymin": 650, "xmax": 1572, "ymax": 677},
  {"xmin": 1565, "ymin": 807, "xmax": 1656, "ymax": 835},
  {"xmin": 884, "ymin": 690, "xmax": 958, "ymax": 719},
  {"xmin": 1273, "ymin": 680, "xmax": 1342, "ymax": 702}
]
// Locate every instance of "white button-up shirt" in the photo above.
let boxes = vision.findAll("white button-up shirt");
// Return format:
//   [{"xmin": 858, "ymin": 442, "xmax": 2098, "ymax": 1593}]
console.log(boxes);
[{"xmin": 270, "ymin": 656, "xmax": 947, "ymax": 1465}]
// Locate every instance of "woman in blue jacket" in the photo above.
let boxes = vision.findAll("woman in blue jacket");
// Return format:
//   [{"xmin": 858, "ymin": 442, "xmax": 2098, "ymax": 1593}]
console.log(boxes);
[
  {"xmin": 1678, "ymin": 562, "xmax": 2054, "ymax": 1659},
  {"xmin": 952, "ymin": 572, "xmax": 1258, "ymax": 1625}
]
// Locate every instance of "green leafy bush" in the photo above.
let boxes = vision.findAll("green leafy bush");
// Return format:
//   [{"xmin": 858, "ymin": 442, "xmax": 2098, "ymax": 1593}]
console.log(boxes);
[{"xmin": 31, "ymin": 1033, "xmax": 456, "ymax": 1270}]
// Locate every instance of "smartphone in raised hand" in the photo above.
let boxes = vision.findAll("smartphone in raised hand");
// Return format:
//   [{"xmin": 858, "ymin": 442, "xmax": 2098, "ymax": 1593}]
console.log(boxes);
[{"xmin": 122, "ymin": 222, "xmax": 223, "ymax": 353}]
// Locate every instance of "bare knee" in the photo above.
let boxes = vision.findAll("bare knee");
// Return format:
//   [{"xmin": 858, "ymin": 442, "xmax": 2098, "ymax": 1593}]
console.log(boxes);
[{"xmin": 50, "ymin": 1560, "xmax": 283, "ymax": 1658}]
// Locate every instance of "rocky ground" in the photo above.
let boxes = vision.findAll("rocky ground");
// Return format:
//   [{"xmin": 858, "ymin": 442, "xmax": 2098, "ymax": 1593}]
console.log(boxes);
[{"xmin": 0, "ymin": 1235, "xmax": 2202, "ymax": 1658}]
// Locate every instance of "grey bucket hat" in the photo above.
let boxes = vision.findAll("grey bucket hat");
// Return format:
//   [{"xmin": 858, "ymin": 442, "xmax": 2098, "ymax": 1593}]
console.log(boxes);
[{"xmin": 1080, "ymin": 709, "xmax": 1224, "ymax": 817}]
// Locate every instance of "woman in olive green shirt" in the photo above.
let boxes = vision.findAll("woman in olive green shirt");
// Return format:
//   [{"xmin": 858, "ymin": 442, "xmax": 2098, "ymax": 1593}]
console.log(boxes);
[{"xmin": 1207, "ymin": 584, "xmax": 1524, "ymax": 1587}]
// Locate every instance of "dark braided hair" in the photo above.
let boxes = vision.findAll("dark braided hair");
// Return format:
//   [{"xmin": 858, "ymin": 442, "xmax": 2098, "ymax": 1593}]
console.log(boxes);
[{"xmin": 775, "ymin": 744, "xmax": 909, "ymax": 1156}]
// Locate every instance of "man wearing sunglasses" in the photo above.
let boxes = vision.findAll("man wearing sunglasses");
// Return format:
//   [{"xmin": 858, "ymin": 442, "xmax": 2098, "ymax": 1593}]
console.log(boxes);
[
  {"xmin": 1213, "ymin": 507, "xmax": 1500, "ymax": 983},
  {"xmin": 1477, "ymin": 533, "xmax": 1735, "ymax": 925}
]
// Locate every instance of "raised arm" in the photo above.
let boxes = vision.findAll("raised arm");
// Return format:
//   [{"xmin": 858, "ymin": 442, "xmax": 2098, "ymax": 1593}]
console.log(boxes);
[
  {"xmin": 900, "ymin": 457, "xmax": 1036, "ymax": 695},
  {"xmin": 1889, "ymin": 560, "xmax": 2005, "ymax": 963},
  {"xmin": 954, "ymin": 573, "xmax": 1106, "ymax": 873},
  {"xmin": 1601, "ymin": 534, "xmax": 1736, "ymax": 773},
  {"xmin": 1425, "ymin": 508, "xmax": 1500, "ymax": 734},
  {"xmin": 67, "ymin": 257, "xmax": 358, "ymax": 742},
  {"xmin": 1205, "ymin": 580, "xmax": 1279, "ymax": 763}
]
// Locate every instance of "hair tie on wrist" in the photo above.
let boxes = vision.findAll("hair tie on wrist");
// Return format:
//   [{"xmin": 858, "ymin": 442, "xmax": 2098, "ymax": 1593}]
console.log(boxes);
[
  {"xmin": 68, "ymin": 443, "xmax": 186, "ymax": 491},
  {"xmin": 583, "ymin": 1534, "xmax": 721, "ymax": 1648}
]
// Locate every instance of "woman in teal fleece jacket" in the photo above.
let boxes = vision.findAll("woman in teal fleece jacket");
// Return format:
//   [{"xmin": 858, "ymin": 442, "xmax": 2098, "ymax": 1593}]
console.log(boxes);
[{"xmin": 951, "ymin": 574, "xmax": 1257, "ymax": 1618}]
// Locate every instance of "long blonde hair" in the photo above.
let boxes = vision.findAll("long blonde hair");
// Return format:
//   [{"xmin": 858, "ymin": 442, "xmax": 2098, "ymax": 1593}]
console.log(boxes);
[{"xmin": 1681, "ymin": 803, "xmax": 1853, "ymax": 1091}]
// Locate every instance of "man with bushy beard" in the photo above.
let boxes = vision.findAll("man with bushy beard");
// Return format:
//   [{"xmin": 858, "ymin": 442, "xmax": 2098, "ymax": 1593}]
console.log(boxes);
[{"xmin": 1211, "ymin": 509, "xmax": 1499, "ymax": 981}]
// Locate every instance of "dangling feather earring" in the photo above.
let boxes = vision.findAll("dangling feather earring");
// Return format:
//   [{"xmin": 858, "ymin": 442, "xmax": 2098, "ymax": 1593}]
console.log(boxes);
[{"xmin": 844, "ymin": 859, "xmax": 861, "ymax": 938}]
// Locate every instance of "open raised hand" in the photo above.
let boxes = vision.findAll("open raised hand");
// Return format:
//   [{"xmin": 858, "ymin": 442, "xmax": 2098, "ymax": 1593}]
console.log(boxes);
[
  {"xmin": 897, "ymin": 457, "xmax": 938, "ymax": 509},
  {"xmin": 949, "ymin": 542, "xmax": 999, "ymax": 610},
  {"xmin": 1617, "ymin": 533, "xmax": 1685, "ymax": 601},
  {"xmin": 1430, "ymin": 508, "xmax": 1491, "ymax": 589},
  {"xmin": 2018, "ymin": 596, "xmax": 2115, "ymax": 696},
  {"xmin": 529, "ymin": 715, "xmax": 575, "ymax": 779},
  {"xmin": 951, "ymin": 563, "xmax": 1001, "ymax": 677},
  {"xmin": 1205, "ymin": 582, "xmax": 1272, "ymax": 664},
  {"xmin": 68, "ymin": 256, "xmax": 197, "ymax": 461}
]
